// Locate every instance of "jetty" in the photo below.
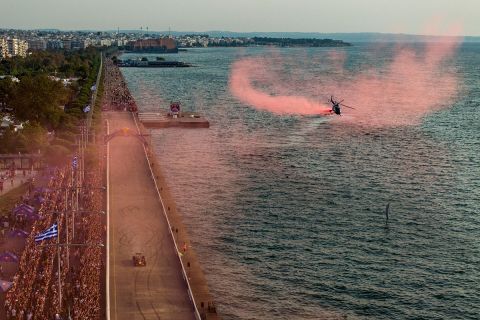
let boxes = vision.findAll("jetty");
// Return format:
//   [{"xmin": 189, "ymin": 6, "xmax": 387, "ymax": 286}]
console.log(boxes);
[
  {"xmin": 138, "ymin": 102, "xmax": 210, "ymax": 128},
  {"xmin": 117, "ymin": 60, "xmax": 192, "ymax": 68},
  {"xmin": 138, "ymin": 112, "xmax": 209, "ymax": 128}
]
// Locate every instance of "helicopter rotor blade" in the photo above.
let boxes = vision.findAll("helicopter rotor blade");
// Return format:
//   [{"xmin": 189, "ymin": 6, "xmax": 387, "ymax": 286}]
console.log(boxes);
[{"xmin": 340, "ymin": 103, "xmax": 356, "ymax": 110}]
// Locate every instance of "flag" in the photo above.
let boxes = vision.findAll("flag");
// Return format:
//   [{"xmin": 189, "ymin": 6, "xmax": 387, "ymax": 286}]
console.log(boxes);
[
  {"xmin": 83, "ymin": 105, "xmax": 91, "ymax": 113},
  {"xmin": 72, "ymin": 156, "xmax": 78, "ymax": 169},
  {"xmin": 35, "ymin": 223, "xmax": 58, "ymax": 242}
]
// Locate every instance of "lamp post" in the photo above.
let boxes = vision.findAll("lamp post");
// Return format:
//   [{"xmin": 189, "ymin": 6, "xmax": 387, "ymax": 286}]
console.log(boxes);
[
  {"xmin": 39, "ymin": 211, "xmax": 105, "ymax": 315},
  {"xmin": 37, "ymin": 235, "xmax": 104, "ymax": 315},
  {"xmin": 47, "ymin": 206, "xmax": 105, "ymax": 316},
  {"xmin": 59, "ymin": 186, "xmax": 106, "ymax": 240}
]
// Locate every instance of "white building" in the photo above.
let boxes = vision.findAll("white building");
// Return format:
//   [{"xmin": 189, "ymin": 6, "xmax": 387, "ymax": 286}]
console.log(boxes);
[
  {"xmin": 99, "ymin": 39, "xmax": 112, "ymax": 47},
  {"xmin": 0, "ymin": 38, "xmax": 7, "ymax": 59},
  {"xmin": 0, "ymin": 38, "xmax": 28, "ymax": 58}
]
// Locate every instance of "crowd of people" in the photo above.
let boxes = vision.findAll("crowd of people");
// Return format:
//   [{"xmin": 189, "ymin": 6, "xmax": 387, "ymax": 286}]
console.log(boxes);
[
  {"xmin": 4, "ymin": 159, "xmax": 106, "ymax": 319},
  {"xmin": 5, "ymin": 167, "xmax": 68, "ymax": 319},
  {"xmin": 1, "ymin": 56, "xmax": 135, "ymax": 319},
  {"xmin": 71, "ymin": 164, "xmax": 104, "ymax": 319},
  {"xmin": 102, "ymin": 59, "xmax": 137, "ymax": 112}
]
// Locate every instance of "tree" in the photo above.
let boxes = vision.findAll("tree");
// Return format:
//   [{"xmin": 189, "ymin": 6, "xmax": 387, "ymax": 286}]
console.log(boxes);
[
  {"xmin": 0, "ymin": 128, "xmax": 18, "ymax": 153},
  {"xmin": 10, "ymin": 75, "xmax": 69, "ymax": 129},
  {"xmin": 0, "ymin": 77, "xmax": 14, "ymax": 108},
  {"xmin": 21, "ymin": 122, "xmax": 48, "ymax": 153}
]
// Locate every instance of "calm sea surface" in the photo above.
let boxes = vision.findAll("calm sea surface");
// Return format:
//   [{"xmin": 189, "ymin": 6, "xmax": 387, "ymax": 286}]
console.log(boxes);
[{"xmin": 120, "ymin": 44, "xmax": 479, "ymax": 319}]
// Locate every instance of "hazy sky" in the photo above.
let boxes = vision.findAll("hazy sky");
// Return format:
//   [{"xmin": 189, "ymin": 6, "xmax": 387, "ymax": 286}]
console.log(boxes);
[{"xmin": 2, "ymin": 0, "xmax": 479, "ymax": 35}]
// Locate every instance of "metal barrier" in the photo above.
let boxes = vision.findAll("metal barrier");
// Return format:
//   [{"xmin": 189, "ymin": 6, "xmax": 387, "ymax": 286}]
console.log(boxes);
[{"xmin": 86, "ymin": 53, "xmax": 103, "ymax": 140}]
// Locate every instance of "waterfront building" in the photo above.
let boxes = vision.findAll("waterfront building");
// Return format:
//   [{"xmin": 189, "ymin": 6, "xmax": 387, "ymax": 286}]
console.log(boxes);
[
  {"xmin": 126, "ymin": 38, "xmax": 178, "ymax": 53},
  {"xmin": 0, "ymin": 38, "xmax": 6, "ymax": 59},
  {"xmin": 84, "ymin": 39, "xmax": 95, "ymax": 48},
  {"xmin": 47, "ymin": 40, "xmax": 63, "ymax": 50},
  {"xmin": 62, "ymin": 39, "xmax": 72, "ymax": 50},
  {"xmin": 0, "ymin": 38, "xmax": 29, "ymax": 58},
  {"xmin": 71, "ymin": 40, "xmax": 86, "ymax": 50},
  {"xmin": 116, "ymin": 39, "xmax": 128, "ymax": 47},
  {"xmin": 100, "ymin": 39, "xmax": 112, "ymax": 47},
  {"xmin": 27, "ymin": 39, "xmax": 47, "ymax": 51}
]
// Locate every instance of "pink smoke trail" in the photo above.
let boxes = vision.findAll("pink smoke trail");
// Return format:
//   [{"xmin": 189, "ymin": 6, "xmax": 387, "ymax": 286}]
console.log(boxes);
[
  {"xmin": 230, "ymin": 57, "xmax": 332, "ymax": 115},
  {"xmin": 229, "ymin": 24, "xmax": 463, "ymax": 127}
]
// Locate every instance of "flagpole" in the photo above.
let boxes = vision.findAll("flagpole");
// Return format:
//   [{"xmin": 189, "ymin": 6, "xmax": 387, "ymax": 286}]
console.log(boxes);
[
  {"xmin": 57, "ymin": 218, "xmax": 62, "ymax": 313},
  {"xmin": 34, "ymin": 219, "xmax": 103, "ymax": 317}
]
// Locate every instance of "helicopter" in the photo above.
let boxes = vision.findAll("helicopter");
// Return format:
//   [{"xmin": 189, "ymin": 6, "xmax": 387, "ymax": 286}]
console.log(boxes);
[{"xmin": 329, "ymin": 96, "xmax": 356, "ymax": 115}]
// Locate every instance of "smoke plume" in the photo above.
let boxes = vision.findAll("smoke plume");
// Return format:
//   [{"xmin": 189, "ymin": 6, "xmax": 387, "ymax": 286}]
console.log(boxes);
[{"xmin": 229, "ymin": 25, "xmax": 462, "ymax": 127}]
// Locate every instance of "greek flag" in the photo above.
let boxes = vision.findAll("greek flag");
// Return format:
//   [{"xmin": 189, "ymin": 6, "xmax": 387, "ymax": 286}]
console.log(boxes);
[
  {"xmin": 35, "ymin": 223, "xmax": 58, "ymax": 242},
  {"xmin": 72, "ymin": 156, "xmax": 78, "ymax": 169}
]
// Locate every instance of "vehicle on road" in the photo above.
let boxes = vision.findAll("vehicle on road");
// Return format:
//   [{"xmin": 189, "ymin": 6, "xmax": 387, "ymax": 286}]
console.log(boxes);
[{"xmin": 133, "ymin": 253, "xmax": 146, "ymax": 266}]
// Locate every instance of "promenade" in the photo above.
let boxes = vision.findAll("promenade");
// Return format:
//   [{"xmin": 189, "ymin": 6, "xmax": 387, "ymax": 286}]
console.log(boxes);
[
  {"xmin": 107, "ymin": 111, "xmax": 196, "ymax": 320},
  {"xmin": 0, "ymin": 171, "xmax": 35, "ymax": 196}
]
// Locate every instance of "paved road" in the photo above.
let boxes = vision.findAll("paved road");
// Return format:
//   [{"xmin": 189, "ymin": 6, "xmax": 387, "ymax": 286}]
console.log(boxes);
[{"xmin": 107, "ymin": 112, "xmax": 196, "ymax": 320}]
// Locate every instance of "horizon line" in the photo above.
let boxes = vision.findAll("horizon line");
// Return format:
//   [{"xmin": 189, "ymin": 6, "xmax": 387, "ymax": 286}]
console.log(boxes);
[{"xmin": 0, "ymin": 27, "xmax": 477, "ymax": 38}]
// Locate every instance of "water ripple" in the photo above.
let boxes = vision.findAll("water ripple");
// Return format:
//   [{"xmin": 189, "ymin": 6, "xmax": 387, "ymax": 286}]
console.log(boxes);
[{"xmin": 122, "ymin": 45, "xmax": 480, "ymax": 319}]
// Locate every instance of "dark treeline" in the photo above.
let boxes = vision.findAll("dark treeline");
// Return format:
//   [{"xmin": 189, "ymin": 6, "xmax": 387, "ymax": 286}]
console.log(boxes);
[
  {"xmin": 0, "ymin": 47, "xmax": 99, "ymax": 78},
  {"xmin": 207, "ymin": 42, "xmax": 246, "ymax": 47},
  {"xmin": 0, "ymin": 48, "xmax": 101, "ymax": 163},
  {"xmin": 183, "ymin": 34, "xmax": 210, "ymax": 38},
  {"xmin": 251, "ymin": 37, "xmax": 351, "ymax": 47}
]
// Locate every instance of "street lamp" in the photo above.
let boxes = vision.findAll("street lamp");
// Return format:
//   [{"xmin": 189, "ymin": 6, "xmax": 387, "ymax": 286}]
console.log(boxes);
[{"xmin": 37, "ymin": 232, "xmax": 104, "ymax": 315}]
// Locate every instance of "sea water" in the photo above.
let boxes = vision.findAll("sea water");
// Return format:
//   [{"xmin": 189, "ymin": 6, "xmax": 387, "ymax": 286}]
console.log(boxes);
[{"xmin": 121, "ymin": 44, "xmax": 480, "ymax": 319}]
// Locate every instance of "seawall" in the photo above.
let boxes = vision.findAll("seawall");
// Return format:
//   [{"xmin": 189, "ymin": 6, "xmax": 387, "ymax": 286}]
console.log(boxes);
[{"xmin": 133, "ymin": 113, "xmax": 221, "ymax": 319}]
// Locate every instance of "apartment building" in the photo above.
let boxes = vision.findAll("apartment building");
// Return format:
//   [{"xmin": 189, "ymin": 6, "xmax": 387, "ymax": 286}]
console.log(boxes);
[
  {"xmin": 0, "ymin": 38, "xmax": 6, "ymax": 58},
  {"xmin": 27, "ymin": 39, "xmax": 47, "ymax": 51},
  {"xmin": 0, "ymin": 38, "xmax": 28, "ymax": 58}
]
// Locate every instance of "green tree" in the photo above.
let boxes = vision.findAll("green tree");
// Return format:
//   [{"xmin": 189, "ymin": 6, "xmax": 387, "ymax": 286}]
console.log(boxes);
[
  {"xmin": 0, "ymin": 77, "xmax": 14, "ymax": 108},
  {"xmin": 0, "ymin": 126, "xmax": 29, "ymax": 153},
  {"xmin": 21, "ymin": 122, "xmax": 48, "ymax": 153},
  {"xmin": 10, "ymin": 75, "xmax": 69, "ymax": 129}
]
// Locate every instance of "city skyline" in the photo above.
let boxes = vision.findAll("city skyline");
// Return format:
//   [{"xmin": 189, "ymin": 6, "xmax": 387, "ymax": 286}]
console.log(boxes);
[{"xmin": 2, "ymin": 0, "xmax": 480, "ymax": 36}]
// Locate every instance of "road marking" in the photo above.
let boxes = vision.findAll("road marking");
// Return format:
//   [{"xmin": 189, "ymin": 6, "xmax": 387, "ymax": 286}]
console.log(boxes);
[{"xmin": 106, "ymin": 118, "xmax": 111, "ymax": 320}]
